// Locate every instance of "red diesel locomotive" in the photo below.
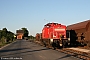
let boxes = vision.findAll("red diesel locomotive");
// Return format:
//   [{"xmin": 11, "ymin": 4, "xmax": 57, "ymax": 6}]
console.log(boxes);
[
  {"xmin": 42, "ymin": 23, "xmax": 66, "ymax": 39},
  {"xmin": 41, "ymin": 22, "xmax": 69, "ymax": 48}
]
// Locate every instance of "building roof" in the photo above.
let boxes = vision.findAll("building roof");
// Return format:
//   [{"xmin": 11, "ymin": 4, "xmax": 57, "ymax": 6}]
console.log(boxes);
[
  {"xmin": 16, "ymin": 30, "xmax": 24, "ymax": 34},
  {"xmin": 67, "ymin": 20, "xmax": 90, "ymax": 30}
]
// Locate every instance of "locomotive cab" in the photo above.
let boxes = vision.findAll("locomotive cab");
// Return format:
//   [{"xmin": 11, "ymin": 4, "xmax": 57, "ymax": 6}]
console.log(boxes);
[{"xmin": 42, "ymin": 22, "xmax": 67, "ymax": 48}]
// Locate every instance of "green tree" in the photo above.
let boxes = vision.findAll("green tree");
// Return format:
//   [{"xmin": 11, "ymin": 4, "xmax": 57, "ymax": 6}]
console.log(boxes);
[
  {"xmin": 0, "ymin": 28, "xmax": 14, "ymax": 43},
  {"xmin": 0, "ymin": 30, "xmax": 2, "ymax": 40},
  {"xmin": 1, "ymin": 28, "xmax": 8, "ymax": 38},
  {"xmin": 3, "ymin": 28, "xmax": 7, "ymax": 32},
  {"xmin": 28, "ymin": 35, "xmax": 35, "ymax": 39},
  {"xmin": 1, "ymin": 36, "xmax": 6, "ymax": 44},
  {"xmin": 6, "ymin": 31, "xmax": 14, "ymax": 42},
  {"xmin": 21, "ymin": 28, "xmax": 29, "ymax": 37}
]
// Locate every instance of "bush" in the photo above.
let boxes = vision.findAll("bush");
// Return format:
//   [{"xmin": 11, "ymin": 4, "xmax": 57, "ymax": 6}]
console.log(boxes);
[{"xmin": 0, "ymin": 28, "xmax": 14, "ymax": 45}]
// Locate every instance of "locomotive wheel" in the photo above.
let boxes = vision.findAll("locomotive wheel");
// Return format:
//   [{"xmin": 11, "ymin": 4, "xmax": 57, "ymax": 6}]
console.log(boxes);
[
  {"xmin": 52, "ymin": 42, "xmax": 56, "ymax": 50},
  {"xmin": 43, "ymin": 42, "xmax": 46, "ymax": 47},
  {"xmin": 53, "ymin": 47, "xmax": 56, "ymax": 50},
  {"xmin": 43, "ymin": 41, "xmax": 46, "ymax": 47}
]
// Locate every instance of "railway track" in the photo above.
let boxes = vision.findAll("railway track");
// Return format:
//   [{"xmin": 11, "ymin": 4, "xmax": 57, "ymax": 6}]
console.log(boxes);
[
  {"xmin": 35, "ymin": 41, "xmax": 90, "ymax": 60},
  {"xmin": 56, "ymin": 48, "xmax": 90, "ymax": 60}
]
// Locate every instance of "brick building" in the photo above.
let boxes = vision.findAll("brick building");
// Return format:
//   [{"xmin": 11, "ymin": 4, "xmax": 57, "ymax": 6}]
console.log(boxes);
[{"xmin": 16, "ymin": 30, "xmax": 24, "ymax": 39}]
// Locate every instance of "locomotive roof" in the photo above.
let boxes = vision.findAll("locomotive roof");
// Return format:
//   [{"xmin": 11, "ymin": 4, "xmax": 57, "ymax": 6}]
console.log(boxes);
[
  {"xmin": 45, "ymin": 23, "xmax": 59, "ymax": 26},
  {"xmin": 67, "ymin": 20, "xmax": 90, "ymax": 30}
]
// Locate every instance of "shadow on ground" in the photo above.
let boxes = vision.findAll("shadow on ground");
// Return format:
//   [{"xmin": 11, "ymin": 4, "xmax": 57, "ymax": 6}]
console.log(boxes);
[
  {"xmin": 0, "ymin": 48, "xmax": 50, "ymax": 57},
  {"xmin": 56, "ymin": 54, "xmax": 72, "ymax": 60},
  {"xmin": 0, "ymin": 48, "xmax": 29, "ymax": 53}
]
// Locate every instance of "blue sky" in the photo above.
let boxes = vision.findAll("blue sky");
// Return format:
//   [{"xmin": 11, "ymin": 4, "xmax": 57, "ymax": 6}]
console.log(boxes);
[{"xmin": 0, "ymin": 0, "xmax": 90, "ymax": 36}]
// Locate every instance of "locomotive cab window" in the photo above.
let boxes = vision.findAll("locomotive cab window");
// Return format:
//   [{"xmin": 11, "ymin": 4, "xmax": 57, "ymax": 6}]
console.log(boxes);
[{"xmin": 46, "ymin": 26, "xmax": 50, "ymax": 28}]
